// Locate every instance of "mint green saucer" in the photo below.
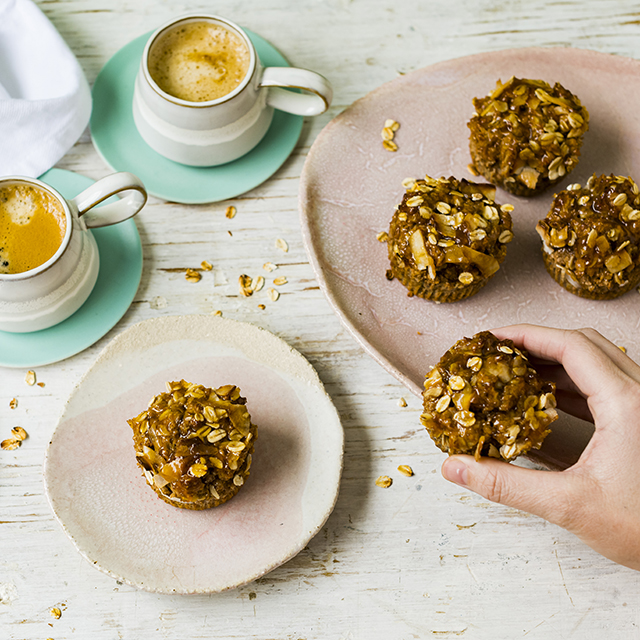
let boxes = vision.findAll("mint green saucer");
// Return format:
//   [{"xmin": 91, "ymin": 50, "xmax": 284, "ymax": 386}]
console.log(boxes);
[
  {"xmin": 0, "ymin": 169, "xmax": 142, "ymax": 368},
  {"xmin": 90, "ymin": 30, "xmax": 304, "ymax": 204}
]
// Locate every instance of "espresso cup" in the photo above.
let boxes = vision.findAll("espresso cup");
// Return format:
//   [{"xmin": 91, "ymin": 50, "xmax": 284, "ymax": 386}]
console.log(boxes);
[
  {"xmin": 0, "ymin": 172, "xmax": 147, "ymax": 333},
  {"xmin": 132, "ymin": 14, "xmax": 333, "ymax": 166}
]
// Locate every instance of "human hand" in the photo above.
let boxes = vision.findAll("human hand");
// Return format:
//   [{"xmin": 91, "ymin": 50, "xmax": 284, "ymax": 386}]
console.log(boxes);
[{"xmin": 440, "ymin": 324, "xmax": 640, "ymax": 571}]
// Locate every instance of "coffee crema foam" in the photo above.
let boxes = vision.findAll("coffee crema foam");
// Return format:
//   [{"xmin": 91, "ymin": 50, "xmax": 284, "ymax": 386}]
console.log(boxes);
[
  {"xmin": 0, "ymin": 183, "xmax": 67, "ymax": 274},
  {"xmin": 148, "ymin": 21, "xmax": 251, "ymax": 102}
]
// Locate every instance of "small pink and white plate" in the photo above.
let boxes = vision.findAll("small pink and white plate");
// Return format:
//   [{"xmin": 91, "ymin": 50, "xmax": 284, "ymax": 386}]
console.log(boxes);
[{"xmin": 44, "ymin": 315, "xmax": 343, "ymax": 594}]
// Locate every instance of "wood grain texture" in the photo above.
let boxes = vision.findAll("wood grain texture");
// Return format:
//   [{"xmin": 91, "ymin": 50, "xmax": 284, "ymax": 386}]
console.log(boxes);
[{"xmin": 2, "ymin": 1, "xmax": 640, "ymax": 638}]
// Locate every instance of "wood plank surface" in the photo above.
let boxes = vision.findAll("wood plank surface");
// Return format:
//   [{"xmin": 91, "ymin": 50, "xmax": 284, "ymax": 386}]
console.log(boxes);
[{"xmin": 2, "ymin": 1, "xmax": 640, "ymax": 638}]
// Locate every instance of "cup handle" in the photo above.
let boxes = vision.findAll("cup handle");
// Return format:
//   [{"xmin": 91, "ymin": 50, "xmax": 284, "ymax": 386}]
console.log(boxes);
[
  {"xmin": 259, "ymin": 67, "xmax": 333, "ymax": 117},
  {"xmin": 72, "ymin": 172, "xmax": 147, "ymax": 229}
]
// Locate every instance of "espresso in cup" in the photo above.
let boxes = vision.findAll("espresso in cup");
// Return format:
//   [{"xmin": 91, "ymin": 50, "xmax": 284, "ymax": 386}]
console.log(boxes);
[
  {"xmin": 134, "ymin": 13, "xmax": 333, "ymax": 166},
  {"xmin": 0, "ymin": 172, "xmax": 146, "ymax": 333},
  {"xmin": 148, "ymin": 20, "xmax": 251, "ymax": 102},
  {"xmin": 0, "ymin": 182, "xmax": 67, "ymax": 275}
]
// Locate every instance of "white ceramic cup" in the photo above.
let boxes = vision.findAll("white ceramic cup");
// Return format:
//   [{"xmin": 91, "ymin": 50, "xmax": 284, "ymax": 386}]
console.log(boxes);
[
  {"xmin": 132, "ymin": 14, "xmax": 333, "ymax": 166},
  {"xmin": 0, "ymin": 172, "xmax": 147, "ymax": 333}
]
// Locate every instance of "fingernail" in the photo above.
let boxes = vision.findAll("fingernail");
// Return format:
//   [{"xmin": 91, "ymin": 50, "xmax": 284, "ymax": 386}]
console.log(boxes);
[{"xmin": 442, "ymin": 457, "xmax": 469, "ymax": 487}]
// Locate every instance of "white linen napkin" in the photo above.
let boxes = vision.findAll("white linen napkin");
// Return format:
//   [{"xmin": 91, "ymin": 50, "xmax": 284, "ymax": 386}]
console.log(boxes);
[{"xmin": 0, "ymin": 0, "xmax": 92, "ymax": 177}]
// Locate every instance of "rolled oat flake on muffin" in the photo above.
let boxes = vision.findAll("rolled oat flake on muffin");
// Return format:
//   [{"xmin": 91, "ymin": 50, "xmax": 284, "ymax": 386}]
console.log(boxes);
[
  {"xmin": 468, "ymin": 77, "xmax": 589, "ymax": 197},
  {"xmin": 385, "ymin": 175, "xmax": 513, "ymax": 302},
  {"xmin": 536, "ymin": 174, "xmax": 640, "ymax": 299},
  {"xmin": 421, "ymin": 331, "xmax": 558, "ymax": 461},
  {"xmin": 128, "ymin": 380, "xmax": 257, "ymax": 510}
]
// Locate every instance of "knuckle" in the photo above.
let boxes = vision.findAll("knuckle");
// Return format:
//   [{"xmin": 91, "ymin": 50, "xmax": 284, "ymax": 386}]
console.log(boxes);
[
  {"xmin": 479, "ymin": 466, "xmax": 509, "ymax": 505},
  {"xmin": 568, "ymin": 328, "xmax": 597, "ymax": 348},
  {"xmin": 575, "ymin": 327, "xmax": 605, "ymax": 344}
]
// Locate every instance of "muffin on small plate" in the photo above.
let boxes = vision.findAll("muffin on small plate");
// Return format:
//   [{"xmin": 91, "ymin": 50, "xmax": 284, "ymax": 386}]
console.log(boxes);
[
  {"xmin": 386, "ymin": 175, "xmax": 513, "ymax": 302},
  {"xmin": 468, "ymin": 77, "xmax": 589, "ymax": 197},
  {"xmin": 128, "ymin": 380, "xmax": 257, "ymax": 510},
  {"xmin": 536, "ymin": 174, "xmax": 640, "ymax": 299},
  {"xmin": 421, "ymin": 331, "xmax": 558, "ymax": 461}
]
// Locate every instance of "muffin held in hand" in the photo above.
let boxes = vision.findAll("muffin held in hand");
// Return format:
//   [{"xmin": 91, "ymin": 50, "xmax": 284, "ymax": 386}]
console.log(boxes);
[
  {"xmin": 536, "ymin": 174, "xmax": 640, "ymax": 299},
  {"xmin": 420, "ymin": 331, "xmax": 558, "ymax": 461},
  {"xmin": 385, "ymin": 175, "xmax": 514, "ymax": 302},
  {"xmin": 128, "ymin": 380, "xmax": 257, "ymax": 510},
  {"xmin": 468, "ymin": 77, "xmax": 589, "ymax": 197}
]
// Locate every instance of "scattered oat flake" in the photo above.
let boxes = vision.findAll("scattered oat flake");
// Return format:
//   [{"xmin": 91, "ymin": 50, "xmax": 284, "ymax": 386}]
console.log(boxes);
[
  {"xmin": 382, "ymin": 139, "xmax": 398, "ymax": 152},
  {"xmin": 267, "ymin": 288, "xmax": 280, "ymax": 302},
  {"xmin": 456, "ymin": 523, "xmax": 477, "ymax": 530},
  {"xmin": 37, "ymin": 382, "xmax": 45, "ymax": 388},
  {"xmin": 50, "ymin": 607, "xmax": 62, "ymax": 619},
  {"xmin": 398, "ymin": 397, "xmax": 407, "ymax": 407},
  {"xmin": 225, "ymin": 205, "xmax": 237, "ymax": 219},
  {"xmin": 381, "ymin": 126, "xmax": 394, "ymax": 141},
  {"xmin": 618, "ymin": 345, "xmax": 627, "ymax": 353},
  {"xmin": 1, "ymin": 438, "xmax": 20, "ymax": 451},
  {"xmin": 273, "ymin": 276, "xmax": 288, "ymax": 286},
  {"xmin": 25, "ymin": 371, "xmax": 36, "ymax": 386},
  {"xmin": 239, "ymin": 274, "xmax": 254, "ymax": 297},
  {"xmin": 377, "ymin": 231, "xmax": 389, "ymax": 243},
  {"xmin": 11, "ymin": 427, "xmax": 27, "ymax": 441},
  {"xmin": 228, "ymin": 230, "xmax": 233, "ymax": 236},
  {"xmin": 275, "ymin": 238, "xmax": 289, "ymax": 253},
  {"xmin": 376, "ymin": 475, "xmax": 392, "ymax": 488},
  {"xmin": 258, "ymin": 304, "xmax": 266, "ymax": 310},
  {"xmin": 398, "ymin": 465, "xmax": 414, "ymax": 477},
  {"xmin": 185, "ymin": 268, "xmax": 201, "ymax": 282},
  {"xmin": 201, "ymin": 260, "xmax": 213, "ymax": 271},
  {"xmin": 253, "ymin": 276, "xmax": 265, "ymax": 292},
  {"xmin": 385, "ymin": 119, "xmax": 400, "ymax": 131},
  {"xmin": 263, "ymin": 262, "xmax": 277, "ymax": 272},
  {"xmin": 9, "ymin": 398, "xmax": 17, "ymax": 409},
  {"xmin": 213, "ymin": 310, "xmax": 223, "ymax": 317},
  {"xmin": 467, "ymin": 163, "xmax": 480, "ymax": 177}
]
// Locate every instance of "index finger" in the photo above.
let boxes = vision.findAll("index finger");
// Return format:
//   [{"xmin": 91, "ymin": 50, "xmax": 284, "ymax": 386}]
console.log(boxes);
[
  {"xmin": 490, "ymin": 324, "xmax": 632, "ymax": 401},
  {"xmin": 494, "ymin": 324, "xmax": 640, "ymax": 382}
]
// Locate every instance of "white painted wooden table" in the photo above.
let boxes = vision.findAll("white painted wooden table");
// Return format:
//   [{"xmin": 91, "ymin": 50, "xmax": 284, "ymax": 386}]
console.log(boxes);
[{"xmin": 2, "ymin": 1, "xmax": 640, "ymax": 638}]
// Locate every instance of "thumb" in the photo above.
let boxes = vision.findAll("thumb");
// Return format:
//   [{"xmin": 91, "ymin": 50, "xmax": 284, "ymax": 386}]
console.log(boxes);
[{"xmin": 441, "ymin": 455, "xmax": 577, "ymax": 528}]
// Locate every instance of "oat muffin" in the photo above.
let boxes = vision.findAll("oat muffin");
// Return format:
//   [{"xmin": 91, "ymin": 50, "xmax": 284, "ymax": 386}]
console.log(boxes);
[
  {"xmin": 421, "ymin": 331, "xmax": 558, "ymax": 461},
  {"xmin": 385, "ymin": 175, "xmax": 514, "ymax": 302},
  {"xmin": 128, "ymin": 380, "xmax": 257, "ymax": 510},
  {"xmin": 468, "ymin": 77, "xmax": 589, "ymax": 197},
  {"xmin": 536, "ymin": 174, "xmax": 640, "ymax": 299}
]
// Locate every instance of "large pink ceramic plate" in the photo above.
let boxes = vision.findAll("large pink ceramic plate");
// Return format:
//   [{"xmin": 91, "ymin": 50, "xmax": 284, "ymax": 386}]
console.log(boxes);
[
  {"xmin": 44, "ymin": 316, "xmax": 343, "ymax": 594},
  {"xmin": 300, "ymin": 47, "xmax": 640, "ymax": 468}
]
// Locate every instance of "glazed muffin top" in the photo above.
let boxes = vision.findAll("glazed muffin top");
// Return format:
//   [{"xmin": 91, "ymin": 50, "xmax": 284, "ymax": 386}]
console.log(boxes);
[
  {"xmin": 387, "ymin": 175, "xmax": 514, "ymax": 286},
  {"xmin": 421, "ymin": 331, "xmax": 558, "ymax": 462},
  {"xmin": 128, "ymin": 380, "xmax": 256, "ymax": 508},
  {"xmin": 536, "ymin": 174, "xmax": 640, "ymax": 295},
  {"xmin": 468, "ymin": 77, "xmax": 589, "ymax": 196}
]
